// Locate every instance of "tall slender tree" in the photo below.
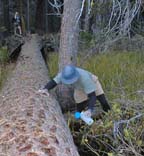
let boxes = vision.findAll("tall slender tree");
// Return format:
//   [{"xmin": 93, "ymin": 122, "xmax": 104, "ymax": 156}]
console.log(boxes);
[
  {"xmin": 57, "ymin": 0, "xmax": 81, "ymax": 111},
  {"xmin": 59, "ymin": 0, "xmax": 81, "ymax": 69},
  {"xmin": 27, "ymin": 0, "xmax": 30, "ymax": 32},
  {"xmin": 2, "ymin": 0, "xmax": 10, "ymax": 33},
  {"xmin": 35, "ymin": 0, "xmax": 45, "ymax": 34}
]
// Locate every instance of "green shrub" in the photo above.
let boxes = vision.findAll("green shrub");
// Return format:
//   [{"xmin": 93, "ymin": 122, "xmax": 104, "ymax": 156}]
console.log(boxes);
[
  {"xmin": 80, "ymin": 32, "xmax": 93, "ymax": 42},
  {"xmin": 0, "ymin": 63, "xmax": 15, "ymax": 90},
  {"xmin": 80, "ymin": 32, "xmax": 93, "ymax": 48},
  {"xmin": 79, "ymin": 52, "xmax": 144, "ymax": 100},
  {"xmin": 0, "ymin": 66, "xmax": 7, "ymax": 89},
  {"xmin": 46, "ymin": 52, "xmax": 58, "ymax": 78}
]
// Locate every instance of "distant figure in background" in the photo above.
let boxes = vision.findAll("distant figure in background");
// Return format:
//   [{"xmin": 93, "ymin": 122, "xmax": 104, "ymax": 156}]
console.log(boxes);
[{"xmin": 12, "ymin": 12, "xmax": 22, "ymax": 35}]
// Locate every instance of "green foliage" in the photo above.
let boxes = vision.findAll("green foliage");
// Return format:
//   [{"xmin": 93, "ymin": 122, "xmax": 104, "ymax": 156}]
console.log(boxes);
[
  {"xmin": 69, "ymin": 102, "xmax": 144, "ymax": 156},
  {"xmin": 79, "ymin": 52, "xmax": 144, "ymax": 100},
  {"xmin": 0, "ymin": 26, "xmax": 7, "ymax": 32},
  {"xmin": 46, "ymin": 51, "xmax": 144, "ymax": 156},
  {"xmin": 47, "ymin": 51, "xmax": 144, "ymax": 102},
  {"xmin": 0, "ymin": 46, "xmax": 13, "ymax": 90},
  {"xmin": 0, "ymin": 66, "xmax": 5, "ymax": 89},
  {"xmin": 46, "ymin": 52, "xmax": 58, "ymax": 78},
  {"xmin": 79, "ymin": 32, "xmax": 93, "ymax": 49},
  {"xmin": 80, "ymin": 32, "xmax": 93, "ymax": 42},
  {"xmin": 0, "ymin": 46, "xmax": 9, "ymax": 63},
  {"xmin": 76, "ymin": 51, "xmax": 144, "ymax": 156},
  {"xmin": 0, "ymin": 65, "xmax": 9, "ymax": 90}
]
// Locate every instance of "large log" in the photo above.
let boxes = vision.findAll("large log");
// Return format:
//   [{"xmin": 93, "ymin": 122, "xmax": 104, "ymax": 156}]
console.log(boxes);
[{"xmin": 0, "ymin": 35, "xmax": 79, "ymax": 156}]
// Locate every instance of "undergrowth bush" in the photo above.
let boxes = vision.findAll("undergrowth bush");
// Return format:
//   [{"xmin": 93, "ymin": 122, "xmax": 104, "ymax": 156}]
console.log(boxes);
[
  {"xmin": 0, "ymin": 65, "xmax": 7, "ymax": 89},
  {"xmin": 0, "ymin": 63, "xmax": 16, "ymax": 90},
  {"xmin": 79, "ymin": 31, "xmax": 93, "ymax": 49},
  {"xmin": 47, "ymin": 52, "xmax": 58, "ymax": 78},
  {"xmin": 69, "ymin": 102, "xmax": 144, "ymax": 156},
  {"xmin": 0, "ymin": 46, "xmax": 12, "ymax": 90},
  {"xmin": 47, "ymin": 51, "xmax": 144, "ymax": 156},
  {"xmin": 0, "ymin": 46, "xmax": 9, "ymax": 63},
  {"xmin": 0, "ymin": 64, "xmax": 15, "ymax": 90},
  {"xmin": 80, "ymin": 52, "xmax": 144, "ymax": 101}
]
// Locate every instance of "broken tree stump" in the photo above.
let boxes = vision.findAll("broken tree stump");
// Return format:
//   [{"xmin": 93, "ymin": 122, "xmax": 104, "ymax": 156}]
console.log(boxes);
[{"xmin": 6, "ymin": 35, "xmax": 24, "ymax": 59}]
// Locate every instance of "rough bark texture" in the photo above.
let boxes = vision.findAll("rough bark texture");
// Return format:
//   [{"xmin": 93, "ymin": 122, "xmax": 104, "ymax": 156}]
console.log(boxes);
[
  {"xmin": 59, "ymin": 0, "xmax": 81, "ymax": 68},
  {"xmin": 35, "ymin": 0, "xmax": 45, "ymax": 34},
  {"xmin": 0, "ymin": 34, "xmax": 79, "ymax": 156},
  {"xmin": 3, "ymin": 0, "xmax": 10, "ymax": 33},
  {"xmin": 57, "ymin": 0, "xmax": 81, "ymax": 112}
]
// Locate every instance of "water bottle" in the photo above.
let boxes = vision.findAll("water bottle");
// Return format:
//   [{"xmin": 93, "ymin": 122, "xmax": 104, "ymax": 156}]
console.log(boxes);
[{"xmin": 74, "ymin": 111, "xmax": 94, "ymax": 125}]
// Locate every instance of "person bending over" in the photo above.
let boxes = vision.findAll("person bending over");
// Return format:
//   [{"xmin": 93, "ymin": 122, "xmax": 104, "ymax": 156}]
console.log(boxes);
[{"xmin": 38, "ymin": 65, "xmax": 111, "ymax": 117}]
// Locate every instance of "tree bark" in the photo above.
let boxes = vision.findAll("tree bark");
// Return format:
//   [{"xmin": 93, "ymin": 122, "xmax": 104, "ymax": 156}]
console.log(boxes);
[
  {"xmin": 83, "ymin": 0, "xmax": 91, "ymax": 32},
  {"xmin": 27, "ymin": 0, "xmax": 30, "ymax": 33},
  {"xmin": 2, "ymin": 0, "xmax": 10, "ymax": 34},
  {"xmin": 59, "ymin": 0, "xmax": 81, "ymax": 69},
  {"xmin": 35, "ymin": 0, "xmax": 45, "ymax": 34},
  {"xmin": 57, "ymin": 0, "xmax": 81, "ymax": 111},
  {"xmin": 0, "ymin": 35, "xmax": 79, "ymax": 156}
]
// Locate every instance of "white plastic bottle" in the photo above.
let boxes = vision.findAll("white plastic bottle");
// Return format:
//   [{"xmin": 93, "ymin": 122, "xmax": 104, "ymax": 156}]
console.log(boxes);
[{"xmin": 74, "ymin": 112, "xmax": 94, "ymax": 125}]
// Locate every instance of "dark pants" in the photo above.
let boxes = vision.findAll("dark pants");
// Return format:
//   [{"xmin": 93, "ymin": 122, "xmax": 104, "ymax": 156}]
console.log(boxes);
[{"xmin": 76, "ymin": 94, "xmax": 111, "ymax": 112}]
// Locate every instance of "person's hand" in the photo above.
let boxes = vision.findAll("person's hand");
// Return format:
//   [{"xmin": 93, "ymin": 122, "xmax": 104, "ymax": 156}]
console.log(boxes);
[
  {"xmin": 83, "ymin": 109, "xmax": 92, "ymax": 117},
  {"xmin": 37, "ymin": 89, "xmax": 49, "ymax": 96}
]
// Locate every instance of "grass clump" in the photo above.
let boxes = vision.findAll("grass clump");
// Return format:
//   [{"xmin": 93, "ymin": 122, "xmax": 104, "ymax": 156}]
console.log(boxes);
[
  {"xmin": 0, "ymin": 63, "xmax": 16, "ymax": 90},
  {"xmin": 79, "ymin": 52, "xmax": 144, "ymax": 101},
  {"xmin": 46, "ymin": 52, "xmax": 58, "ymax": 78},
  {"xmin": 0, "ymin": 46, "xmax": 13, "ymax": 90},
  {"xmin": 0, "ymin": 66, "xmax": 7, "ymax": 89},
  {"xmin": 47, "ymin": 51, "xmax": 144, "ymax": 101},
  {"xmin": 0, "ymin": 46, "xmax": 9, "ymax": 63}
]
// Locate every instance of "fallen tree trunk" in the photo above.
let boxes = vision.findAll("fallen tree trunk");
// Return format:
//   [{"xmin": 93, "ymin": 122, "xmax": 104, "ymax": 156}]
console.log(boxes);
[{"xmin": 0, "ymin": 34, "xmax": 79, "ymax": 156}]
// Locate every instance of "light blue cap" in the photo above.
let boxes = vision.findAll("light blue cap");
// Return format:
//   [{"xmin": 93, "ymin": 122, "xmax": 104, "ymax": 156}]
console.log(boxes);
[
  {"xmin": 61, "ymin": 65, "xmax": 80, "ymax": 84},
  {"xmin": 74, "ymin": 112, "xmax": 81, "ymax": 119}
]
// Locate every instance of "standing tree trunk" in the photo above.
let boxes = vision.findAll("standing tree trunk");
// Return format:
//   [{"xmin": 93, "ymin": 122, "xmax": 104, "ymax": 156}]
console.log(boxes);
[
  {"xmin": 27, "ymin": 0, "xmax": 30, "ymax": 33},
  {"xmin": 57, "ymin": 0, "xmax": 81, "ymax": 111},
  {"xmin": 59, "ymin": 0, "xmax": 81, "ymax": 69},
  {"xmin": 45, "ymin": 0, "xmax": 48, "ymax": 34},
  {"xmin": 35, "ymin": 0, "xmax": 45, "ymax": 34},
  {"xmin": 2, "ymin": 0, "xmax": 10, "ymax": 34},
  {"xmin": 0, "ymin": 35, "xmax": 79, "ymax": 156},
  {"xmin": 83, "ymin": 0, "xmax": 91, "ymax": 32},
  {"xmin": 15, "ymin": 0, "xmax": 23, "ymax": 15}
]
